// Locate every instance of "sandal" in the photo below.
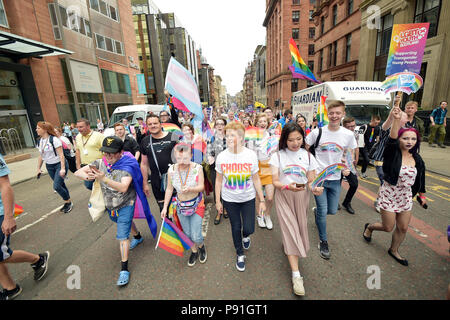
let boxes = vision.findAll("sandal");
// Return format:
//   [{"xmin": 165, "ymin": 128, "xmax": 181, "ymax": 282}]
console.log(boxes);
[
  {"xmin": 363, "ymin": 223, "xmax": 372, "ymax": 242},
  {"xmin": 117, "ymin": 271, "xmax": 130, "ymax": 286},
  {"xmin": 214, "ymin": 214, "xmax": 221, "ymax": 225},
  {"xmin": 223, "ymin": 211, "xmax": 229, "ymax": 219}
]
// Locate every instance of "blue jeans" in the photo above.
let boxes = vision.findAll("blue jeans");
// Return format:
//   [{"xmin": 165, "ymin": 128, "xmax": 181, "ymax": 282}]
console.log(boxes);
[
  {"xmin": 46, "ymin": 161, "xmax": 70, "ymax": 201},
  {"xmin": 222, "ymin": 198, "xmax": 255, "ymax": 256},
  {"xmin": 178, "ymin": 213, "xmax": 204, "ymax": 245},
  {"xmin": 84, "ymin": 180, "xmax": 94, "ymax": 190},
  {"xmin": 375, "ymin": 166, "xmax": 384, "ymax": 185},
  {"xmin": 108, "ymin": 205, "xmax": 135, "ymax": 241},
  {"xmin": 314, "ymin": 179, "xmax": 342, "ymax": 242}
]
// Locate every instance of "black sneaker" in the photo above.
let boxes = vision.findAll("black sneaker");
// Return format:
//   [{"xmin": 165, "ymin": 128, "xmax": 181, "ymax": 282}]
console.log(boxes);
[
  {"xmin": 318, "ymin": 241, "xmax": 330, "ymax": 260},
  {"xmin": 198, "ymin": 245, "xmax": 207, "ymax": 264},
  {"xmin": 188, "ymin": 251, "xmax": 198, "ymax": 267},
  {"xmin": 61, "ymin": 202, "xmax": 73, "ymax": 213},
  {"xmin": 0, "ymin": 285, "xmax": 22, "ymax": 300},
  {"xmin": 32, "ymin": 251, "xmax": 50, "ymax": 281}
]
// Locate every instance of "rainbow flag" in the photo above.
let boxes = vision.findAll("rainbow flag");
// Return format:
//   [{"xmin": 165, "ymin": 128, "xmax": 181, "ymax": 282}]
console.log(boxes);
[
  {"xmin": 317, "ymin": 96, "xmax": 329, "ymax": 128},
  {"xmin": 245, "ymin": 126, "xmax": 264, "ymax": 142},
  {"xmin": 268, "ymin": 121, "xmax": 282, "ymax": 136},
  {"xmin": 161, "ymin": 123, "xmax": 183, "ymax": 136},
  {"xmin": 344, "ymin": 149, "xmax": 356, "ymax": 174},
  {"xmin": 312, "ymin": 163, "xmax": 346, "ymax": 189},
  {"xmin": 155, "ymin": 217, "xmax": 194, "ymax": 257},
  {"xmin": 288, "ymin": 38, "xmax": 320, "ymax": 83},
  {"xmin": 14, "ymin": 204, "xmax": 24, "ymax": 217},
  {"xmin": 261, "ymin": 135, "xmax": 280, "ymax": 155}
]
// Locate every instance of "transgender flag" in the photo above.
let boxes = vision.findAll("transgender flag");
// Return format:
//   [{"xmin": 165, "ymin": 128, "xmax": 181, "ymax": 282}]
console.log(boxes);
[{"xmin": 165, "ymin": 57, "xmax": 203, "ymax": 119}]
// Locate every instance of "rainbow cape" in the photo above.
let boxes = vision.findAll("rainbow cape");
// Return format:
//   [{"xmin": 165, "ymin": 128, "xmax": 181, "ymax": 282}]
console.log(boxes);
[
  {"xmin": 380, "ymin": 72, "xmax": 423, "ymax": 95},
  {"xmin": 288, "ymin": 38, "xmax": 321, "ymax": 83},
  {"xmin": 155, "ymin": 217, "xmax": 194, "ymax": 257},
  {"xmin": 312, "ymin": 163, "xmax": 346, "ymax": 189},
  {"xmin": 317, "ymin": 96, "xmax": 329, "ymax": 128},
  {"xmin": 161, "ymin": 122, "xmax": 183, "ymax": 136}
]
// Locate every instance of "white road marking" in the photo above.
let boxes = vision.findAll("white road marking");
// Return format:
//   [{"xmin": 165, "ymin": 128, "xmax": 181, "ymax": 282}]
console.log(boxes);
[
  {"xmin": 408, "ymin": 225, "xmax": 428, "ymax": 238},
  {"xmin": 14, "ymin": 206, "xmax": 63, "ymax": 234},
  {"xmin": 15, "ymin": 212, "xmax": 29, "ymax": 221}
]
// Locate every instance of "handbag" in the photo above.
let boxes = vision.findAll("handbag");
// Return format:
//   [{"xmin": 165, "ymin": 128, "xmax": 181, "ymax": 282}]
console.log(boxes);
[
  {"xmin": 176, "ymin": 193, "xmax": 202, "ymax": 217},
  {"xmin": 149, "ymin": 135, "xmax": 168, "ymax": 192},
  {"xmin": 88, "ymin": 180, "xmax": 106, "ymax": 222}
]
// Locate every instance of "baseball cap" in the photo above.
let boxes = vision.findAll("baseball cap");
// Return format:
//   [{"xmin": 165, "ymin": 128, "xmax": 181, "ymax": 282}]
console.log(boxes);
[
  {"xmin": 100, "ymin": 136, "xmax": 124, "ymax": 153},
  {"xmin": 136, "ymin": 116, "xmax": 143, "ymax": 120}
]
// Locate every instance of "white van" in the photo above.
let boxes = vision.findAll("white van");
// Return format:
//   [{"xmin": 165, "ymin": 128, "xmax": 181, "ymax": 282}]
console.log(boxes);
[
  {"xmin": 104, "ymin": 104, "xmax": 164, "ymax": 137},
  {"xmin": 291, "ymin": 81, "xmax": 392, "ymax": 126}
]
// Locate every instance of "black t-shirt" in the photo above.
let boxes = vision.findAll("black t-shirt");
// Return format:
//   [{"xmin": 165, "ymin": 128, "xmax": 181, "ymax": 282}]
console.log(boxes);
[
  {"xmin": 363, "ymin": 124, "xmax": 381, "ymax": 149},
  {"xmin": 123, "ymin": 135, "xmax": 139, "ymax": 156},
  {"xmin": 140, "ymin": 132, "xmax": 178, "ymax": 178}
]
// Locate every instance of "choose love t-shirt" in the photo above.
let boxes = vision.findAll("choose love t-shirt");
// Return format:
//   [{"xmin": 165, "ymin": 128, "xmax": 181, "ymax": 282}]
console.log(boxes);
[
  {"xmin": 305, "ymin": 125, "xmax": 357, "ymax": 181},
  {"xmin": 269, "ymin": 148, "xmax": 319, "ymax": 185},
  {"xmin": 215, "ymin": 147, "xmax": 259, "ymax": 203}
]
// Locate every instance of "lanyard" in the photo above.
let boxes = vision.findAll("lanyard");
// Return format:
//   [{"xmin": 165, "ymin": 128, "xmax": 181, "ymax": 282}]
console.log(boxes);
[
  {"xmin": 178, "ymin": 164, "xmax": 191, "ymax": 188},
  {"xmin": 82, "ymin": 132, "xmax": 93, "ymax": 148}
]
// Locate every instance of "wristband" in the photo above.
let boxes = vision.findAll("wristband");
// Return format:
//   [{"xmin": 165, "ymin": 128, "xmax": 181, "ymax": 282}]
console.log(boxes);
[
  {"xmin": 282, "ymin": 185, "xmax": 289, "ymax": 190},
  {"xmin": 419, "ymin": 195, "xmax": 426, "ymax": 200}
]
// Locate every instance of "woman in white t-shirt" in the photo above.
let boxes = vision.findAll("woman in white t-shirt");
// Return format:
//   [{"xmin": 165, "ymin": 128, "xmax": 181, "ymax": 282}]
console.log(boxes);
[
  {"xmin": 36, "ymin": 121, "xmax": 73, "ymax": 213},
  {"xmin": 215, "ymin": 122, "xmax": 265, "ymax": 272},
  {"xmin": 270, "ymin": 122, "xmax": 323, "ymax": 296}
]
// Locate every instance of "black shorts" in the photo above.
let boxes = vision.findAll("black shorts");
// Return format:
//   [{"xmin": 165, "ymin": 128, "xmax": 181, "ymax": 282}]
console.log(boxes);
[{"xmin": 0, "ymin": 215, "xmax": 13, "ymax": 262}]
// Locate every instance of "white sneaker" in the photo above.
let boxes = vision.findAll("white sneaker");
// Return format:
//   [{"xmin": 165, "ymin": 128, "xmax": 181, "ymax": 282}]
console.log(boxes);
[
  {"xmin": 293, "ymin": 276, "xmax": 305, "ymax": 296},
  {"xmin": 264, "ymin": 216, "xmax": 273, "ymax": 230},
  {"xmin": 257, "ymin": 215, "xmax": 266, "ymax": 228}
]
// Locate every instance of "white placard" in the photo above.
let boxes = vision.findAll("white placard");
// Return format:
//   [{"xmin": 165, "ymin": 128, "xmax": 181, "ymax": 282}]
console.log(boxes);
[{"xmin": 69, "ymin": 60, "xmax": 102, "ymax": 93}]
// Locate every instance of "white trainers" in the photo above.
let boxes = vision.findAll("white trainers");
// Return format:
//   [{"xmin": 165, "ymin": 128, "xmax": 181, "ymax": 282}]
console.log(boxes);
[
  {"xmin": 264, "ymin": 216, "xmax": 273, "ymax": 230},
  {"xmin": 257, "ymin": 215, "xmax": 266, "ymax": 228},
  {"xmin": 293, "ymin": 276, "xmax": 305, "ymax": 296}
]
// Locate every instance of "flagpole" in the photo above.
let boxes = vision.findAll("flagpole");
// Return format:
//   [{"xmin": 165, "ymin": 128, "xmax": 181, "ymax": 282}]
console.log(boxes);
[{"xmin": 155, "ymin": 218, "xmax": 165, "ymax": 250}]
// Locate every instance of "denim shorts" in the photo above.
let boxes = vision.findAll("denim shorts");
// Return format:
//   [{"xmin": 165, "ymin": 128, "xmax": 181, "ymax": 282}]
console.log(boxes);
[
  {"xmin": 178, "ymin": 213, "xmax": 204, "ymax": 244},
  {"xmin": 108, "ymin": 205, "xmax": 135, "ymax": 241},
  {"xmin": 0, "ymin": 215, "xmax": 13, "ymax": 262}
]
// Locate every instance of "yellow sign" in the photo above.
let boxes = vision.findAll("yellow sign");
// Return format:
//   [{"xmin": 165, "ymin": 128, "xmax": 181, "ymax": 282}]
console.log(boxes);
[{"xmin": 254, "ymin": 101, "xmax": 265, "ymax": 109}]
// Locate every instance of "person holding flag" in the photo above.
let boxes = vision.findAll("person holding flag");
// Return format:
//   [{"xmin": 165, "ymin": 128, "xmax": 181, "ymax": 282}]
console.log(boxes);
[
  {"xmin": 160, "ymin": 143, "xmax": 207, "ymax": 267},
  {"xmin": 75, "ymin": 136, "xmax": 157, "ymax": 286},
  {"xmin": 264, "ymin": 107, "xmax": 282, "ymax": 136},
  {"xmin": 305, "ymin": 100, "xmax": 356, "ymax": 260}
]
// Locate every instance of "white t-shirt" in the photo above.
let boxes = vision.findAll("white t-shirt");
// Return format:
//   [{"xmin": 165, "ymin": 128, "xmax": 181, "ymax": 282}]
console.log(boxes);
[
  {"xmin": 215, "ymin": 147, "xmax": 259, "ymax": 203},
  {"xmin": 269, "ymin": 148, "xmax": 319, "ymax": 185},
  {"xmin": 38, "ymin": 136, "xmax": 62, "ymax": 165},
  {"xmin": 305, "ymin": 125, "xmax": 357, "ymax": 180}
]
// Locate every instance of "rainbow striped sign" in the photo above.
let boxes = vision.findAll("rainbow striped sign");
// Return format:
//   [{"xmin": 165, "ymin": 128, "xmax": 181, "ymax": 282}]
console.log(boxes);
[
  {"xmin": 312, "ymin": 163, "xmax": 346, "ymax": 189},
  {"xmin": 161, "ymin": 122, "xmax": 183, "ymax": 136},
  {"xmin": 245, "ymin": 126, "xmax": 264, "ymax": 142},
  {"xmin": 380, "ymin": 72, "xmax": 423, "ymax": 95},
  {"xmin": 156, "ymin": 217, "xmax": 194, "ymax": 257}
]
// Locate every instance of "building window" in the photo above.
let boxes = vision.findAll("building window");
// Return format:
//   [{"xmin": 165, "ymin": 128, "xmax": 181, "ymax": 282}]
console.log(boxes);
[
  {"xmin": 84, "ymin": 20, "xmax": 92, "ymax": 37},
  {"xmin": 310, "ymin": 0, "xmax": 316, "ymax": 4},
  {"xmin": 0, "ymin": 0, "xmax": 7, "ymax": 27},
  {"xmin": 95, "ymin": 34, "xmax": 106, "ymax": 50},
  {"xmin": 115, "ymin": 41, "xmax": 123, "ymax": 55},
  {"xmin": 90, "ymin": 0, "xmax": 119, "ymax": 22},
  {"xmin": 291, "ymin": 79, "xmax": 298, "ymax": 92},
  {"xmin": 292, "ymin": 28, "xmax": 299, "ymax": 39},
  {"xmin": 319, "ymin": 49, "xmax": 323, "ymax": 71},
  {"xmin": 105, "ymin": 37, "xmax": 113, "ymax": 52},
  {"xmin": 346, "ymin": 34, "xmax": 352, "ymax": 62},
  {"xmin": 101, "ymin": 69, "xmax": 131, "ymax": 95},
  {"xmin": 308, "ymin": 61, "xmax": 314, "ymax": 72},
  {"xmin": 332, "ymin": 5, "xmax": 338, "ymax": 26},
  {"xmin": 333, "ymin": 41, "xmax": 337, "ymax": 66},
  {"xmin": 308, "ymin": 44, "xmax": 315, "ymax": 55},
  {"xmin": 414, "ymin": 0, "xmax": 441, "ymax": 38},
  {"xmin": 309, "ymin": 27, "xmax": 315, "ymax": 39},
  {"xmin": 48, "ymin": 4, "xmax": 61, "ymax": 40},
  {"xmin": 376, "ymin": 14, "xmax": 393, "ymax": 56},
  {"xmin": 320, "ymin": 16, "xmax": 325, "ymax": 35},
  {"xmin": 293, "ymin": 0, "xmax": 300, "ymax": 4},
  {"xmin": 59, "ymin": 5, "xmax": 68, "ymax": 27},
  {"xmin": 348, "ymin": 0, "xmax": 354, "ymax": 16},
  {"xmin": 292, "ymin": 11, "xmax": 300, "ymax": 23},
  {"xmin": 309, "ymin": 10, "xmax": 314, "ymax": 20},
  {"xmin": 328, "ymin": 44, "xmax": 333, "ymax": 67}
]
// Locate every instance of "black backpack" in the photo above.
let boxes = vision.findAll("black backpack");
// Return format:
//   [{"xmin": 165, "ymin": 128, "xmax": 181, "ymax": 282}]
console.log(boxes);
[
  {"xmin": 47, "ymin": 136, "xmax": 77, "ymax": 173},
  {"xmin": 309, "ymin": 127, "xmax": 322, "ymax": 156}
]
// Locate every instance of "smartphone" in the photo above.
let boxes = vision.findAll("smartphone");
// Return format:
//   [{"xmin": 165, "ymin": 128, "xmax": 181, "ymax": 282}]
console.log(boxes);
[
  {"xmin": 89, "ymin": 165, "xmax": 97, "ymax": 171},
  {"xmin": 37, "ymin": 172, "xmax": 41, "ymax": 179},
  {"xmin": 296, "ymin": 183, "xmax": 305, "ymax": 188},
  {"xmin": 416, "ymin": 196, "xmax": 428, "ymax": 209}
]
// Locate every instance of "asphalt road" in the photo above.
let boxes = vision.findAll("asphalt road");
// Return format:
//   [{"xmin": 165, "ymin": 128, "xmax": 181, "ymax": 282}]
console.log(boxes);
[{"xmin": 7, "ymin": 166, "xmax": 450, "ymax": 300}]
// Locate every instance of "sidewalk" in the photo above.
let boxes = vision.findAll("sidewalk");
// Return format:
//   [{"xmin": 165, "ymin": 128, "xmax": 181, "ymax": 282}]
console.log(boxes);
[
  {"xmin": 7, "ymin": 148, "xmax": 48, "ymax": 186},
  {"xmin": 6, "ymin": 143, "xmax": 450, "ymax": 186}
]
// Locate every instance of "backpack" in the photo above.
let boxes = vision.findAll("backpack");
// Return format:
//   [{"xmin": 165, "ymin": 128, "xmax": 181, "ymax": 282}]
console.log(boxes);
[
  {"xmin": 309, "ymin": 127, "xmax": 322, "ymax": 157},
  {"xmin": 48, "ymin": 136, "xmax": 77, "ymax": 173}
]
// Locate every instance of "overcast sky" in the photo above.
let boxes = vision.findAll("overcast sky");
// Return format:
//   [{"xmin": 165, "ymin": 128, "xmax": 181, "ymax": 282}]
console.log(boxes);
[{"xmin": 152, "ymin": 0, "xmax": 267, "ymax": 96}]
